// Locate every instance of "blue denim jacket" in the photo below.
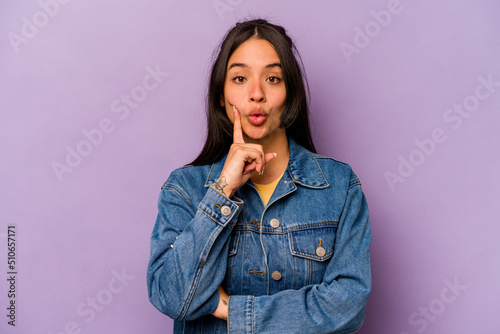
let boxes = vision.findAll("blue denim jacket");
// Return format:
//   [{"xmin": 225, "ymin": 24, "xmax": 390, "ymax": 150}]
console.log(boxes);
[{"xmin": 147, "ymin": 138, "xmax": 371, "ymax": 333}]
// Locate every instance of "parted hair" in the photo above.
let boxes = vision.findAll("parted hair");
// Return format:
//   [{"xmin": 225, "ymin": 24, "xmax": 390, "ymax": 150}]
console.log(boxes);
[{"xmin": 190, "ymin": 19, "xmax": 316, "ymax": 166}]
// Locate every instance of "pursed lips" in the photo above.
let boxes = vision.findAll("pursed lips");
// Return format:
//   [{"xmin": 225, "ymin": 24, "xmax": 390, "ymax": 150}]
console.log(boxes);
[{"xmin": 248, "ymin": 110, "xmax": 267, "ymax": 125}]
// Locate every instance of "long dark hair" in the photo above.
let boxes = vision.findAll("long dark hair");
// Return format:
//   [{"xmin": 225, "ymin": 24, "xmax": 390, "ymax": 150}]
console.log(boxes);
[{"xmin": 190, "ymin": 19, "xmax": 316, "ymax": 166}]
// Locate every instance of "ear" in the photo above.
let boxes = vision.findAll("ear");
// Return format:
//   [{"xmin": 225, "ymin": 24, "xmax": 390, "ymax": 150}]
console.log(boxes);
[{"xmin": 220, "ymin": 95, "xmax": 225, "ymax": 107}]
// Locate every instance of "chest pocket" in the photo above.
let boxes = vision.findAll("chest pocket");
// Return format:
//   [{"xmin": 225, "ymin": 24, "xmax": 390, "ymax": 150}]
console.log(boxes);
[{"xmin": 288, "ymin": 222, "xmax": 338, "ymax": 286}]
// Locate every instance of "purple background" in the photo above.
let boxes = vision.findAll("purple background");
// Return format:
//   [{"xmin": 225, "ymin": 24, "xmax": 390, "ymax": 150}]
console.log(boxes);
[{"xmin": 1, "ymin": 1, "xmax": 499, "ymax": 333}]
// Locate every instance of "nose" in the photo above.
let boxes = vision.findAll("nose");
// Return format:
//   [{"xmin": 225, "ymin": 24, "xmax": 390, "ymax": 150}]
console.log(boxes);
[{"xmin": 249, "ymin": 80, "xmax": 265, "ymax": 103}]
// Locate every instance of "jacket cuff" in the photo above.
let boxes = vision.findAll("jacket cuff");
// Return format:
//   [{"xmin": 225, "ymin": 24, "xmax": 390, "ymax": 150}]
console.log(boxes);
[
  {"xmin": 198, "ymin": 187, "xmax": 243, "ymax": 227},
  {"xmin": 228, "ymin": 295, "xmax": 253, "ymax": 333}
]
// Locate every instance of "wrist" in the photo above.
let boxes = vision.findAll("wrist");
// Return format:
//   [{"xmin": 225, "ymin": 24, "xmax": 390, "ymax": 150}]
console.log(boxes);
[
  {"xmin": 212, "ymin": 175, "xmax": 235, "ymax": 198},
  {"xmin": 223, "ymin": 187, "xmax": 236, "ymax": 198},
  {"xmin": 212, "ymin": 286, "xmax": 229, "ymax": 320}
]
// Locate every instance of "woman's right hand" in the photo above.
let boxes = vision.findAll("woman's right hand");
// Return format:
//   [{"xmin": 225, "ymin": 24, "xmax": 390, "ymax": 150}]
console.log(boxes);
[{"xmin": 211, "ymin": 106, "xmax": 276, "ymax": 198}]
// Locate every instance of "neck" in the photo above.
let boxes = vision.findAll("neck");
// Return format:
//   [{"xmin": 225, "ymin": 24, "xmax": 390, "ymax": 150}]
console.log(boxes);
[{"xmin": 247, "ymin": 131, "xmax": 289, "ymax": 185}]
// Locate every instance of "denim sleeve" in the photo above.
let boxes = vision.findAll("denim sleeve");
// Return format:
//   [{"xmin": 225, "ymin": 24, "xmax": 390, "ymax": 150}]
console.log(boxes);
[
  {"xmin": 147, "ymin": 183, "xmax": 243, "ymax": 321},
  {"xmin": 228, "ymin": 181, "xmax": 371, "ymax": 334}
]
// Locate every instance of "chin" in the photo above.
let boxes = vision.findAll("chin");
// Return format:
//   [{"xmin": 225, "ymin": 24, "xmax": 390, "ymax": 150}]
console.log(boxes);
[{"xmin": 241, "ymin": 125, "xmax": 263, "ymax": 138}]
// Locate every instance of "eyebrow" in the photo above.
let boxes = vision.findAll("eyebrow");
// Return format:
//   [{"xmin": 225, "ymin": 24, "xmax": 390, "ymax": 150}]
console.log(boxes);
[{"xmin": 227, "ymin": 62, "xmax": 282, "ymax": 70}]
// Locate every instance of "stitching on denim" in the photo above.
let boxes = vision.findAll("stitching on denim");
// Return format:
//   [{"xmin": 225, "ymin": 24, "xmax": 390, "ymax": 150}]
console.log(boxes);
[
  {"xmin": 250, "ymin": 296, "xmax": 254, "ymax": 334},
  {"xmin": 199, "ymin": 226, "xmax": 221, "ymax": 267},
  {"xmin": 286, "ymin": 152, "xmax": 330, "ymax": 189},
  {"xmin": 227, "ymin": 230, "xmax": 240, "ymax": 294},
  {"xmin": 348, "ymin": 178, "xmax": 361, "ymax": 189},
  {"xmin": 293, "ymin": 180, "xmax": 329, "ymax": 189},
  {"xmin": 309, "ymin": 259, "xmax": 313, "ymax": 285},
  {"xmin": 228, "ymin": 230, "xmax": 239, "ymax": 256},
  {"xmin": 287, "ymin": 165, "xmax": 296, "ymax": 183},
  {"xmin": 290, "ymin": 250, "xmax": 333, "ymax": 261},
  {"xmin": 178, "ymin": 223, "xmax": 221, "ymax": 318},
  {"xmin": 312, "ymin": 153, "xmax": 351, "ymax": 166},
  {"xmin": 289, "ymin": 230, "xmax": 335, "ymax": 261},
  {"xmin": 234, "ymin": 221, "xmax": 339, "ymax": 234},
  {"xmin": 306, "ymin": 259, "xmax": 311, "ymax": 285},
  {"xmin": 162, "ymin": 183, "xmax": 192, "ymax": 207},
  {"xmin": 204, "ymin": 163, "xmax": 215, "ymax": 187},
  {"xmin": 287, "ymin": 222, "xmax": 339, "ymax": 231},
  {"xmin": 264, "ymin": 177, "xmax": 297, "ymax": 210},
  {"xmin": 290, "ymin": 238, "xmax": 334, "ymax": 261},
  {"xmin": 178, "ymin": 261, "xmax": 203, "ymax": 320},
  {"xmin": 198, "ymin": 207, "xmax": 222, "ymax": 225},
  {"xmin": 241, "ymin": 230, "xmax": 248, "ymax": 293},
  {"xmin": 310, "ymin": 152, "xmax": 330, "ymax": 187},
  {"xmin": 337, "ymin": 177, "xmax": 359, "ymax": 229},
  {"xmin": 227, "ymin": 252, "xmax": 235, "ymax": 294},
  {"xmin": 179, "ymin": 226, "xmax": 222, "ymax": 320},
  {"xmin": 282, "ymin": 235, "xmax": 286, "ymax": 290}
]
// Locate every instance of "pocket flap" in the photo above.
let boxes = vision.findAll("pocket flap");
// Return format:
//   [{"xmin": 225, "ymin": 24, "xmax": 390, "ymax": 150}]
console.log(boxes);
[{"xmin": 288, "ymin": 223, "xmax": 337, "ymax": 261}]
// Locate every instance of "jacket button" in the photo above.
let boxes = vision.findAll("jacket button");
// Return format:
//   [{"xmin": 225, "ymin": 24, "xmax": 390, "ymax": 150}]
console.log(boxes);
[
  {"xmin": 221, "ymin": 205, "xmax": 231, "ymax": 216},
  {"xmin": 316, "ymin": 246, "xmax": 326, "ymax": 257},
  {"xmin": 270, "ymin": 218, "xmax": 280, "ymax": 228},
  {"xmin": 271, "ymin": 271, "xmax": 282, "ymax": 281}
]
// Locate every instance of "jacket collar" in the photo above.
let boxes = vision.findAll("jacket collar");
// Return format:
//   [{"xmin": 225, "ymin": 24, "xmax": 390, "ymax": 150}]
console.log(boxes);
[{"xmin": 204, "ymin": 137, "xmax": 329, "ymax": 189}]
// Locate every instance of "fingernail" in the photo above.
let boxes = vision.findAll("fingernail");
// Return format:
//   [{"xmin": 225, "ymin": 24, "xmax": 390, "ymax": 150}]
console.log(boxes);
[{"xmin": 273, "ymin": 153, "xmax": 277, "ymax": 157}]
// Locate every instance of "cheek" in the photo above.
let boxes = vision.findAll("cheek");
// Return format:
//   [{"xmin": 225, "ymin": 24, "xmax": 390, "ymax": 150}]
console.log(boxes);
[
  {"xmin": 270, "ymin": 85, "xmax": 286, "ymax": 103},
  {"xmin": 225, "ymin": 107, "xmax": 234, "ymax": 123},
  {"xmin": 225, "ymin": 91, "xmax": 245, "ymax": 106},
  {"xmin": 271, "ymin": 90, "xmax": 287, "ymax": 112},
  {"xmin": 224, "ymin": 81, "xmax": 249, "ymax": 104}
]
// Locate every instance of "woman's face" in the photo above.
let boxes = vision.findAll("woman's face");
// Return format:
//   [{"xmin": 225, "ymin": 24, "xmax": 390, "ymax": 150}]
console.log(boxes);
[{"xmin": 223, "ymin": 38, "xmax": 287, "ymax": 143}]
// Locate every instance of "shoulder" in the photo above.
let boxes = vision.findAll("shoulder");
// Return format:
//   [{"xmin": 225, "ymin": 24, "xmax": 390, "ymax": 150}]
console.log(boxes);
[
  {"xmin": 157, "ymin": 164, "xmax": 215, "ymax": 208},
  {"xmin": 161, "ymin": 164, "xmax": 213, "ymax": 190},
  {"xmin": 310, "ymin": 152, "xmax": 361, "ymax": 189},
  {"xmin": 288, "ymin": 138, "xmax": 361, "ymax": 190}
]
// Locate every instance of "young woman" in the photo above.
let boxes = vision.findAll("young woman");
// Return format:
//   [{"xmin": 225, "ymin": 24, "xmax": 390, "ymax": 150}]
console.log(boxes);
[{"xmin": 147, "ymin": 19, "xmax": 371, "ymax": 333}]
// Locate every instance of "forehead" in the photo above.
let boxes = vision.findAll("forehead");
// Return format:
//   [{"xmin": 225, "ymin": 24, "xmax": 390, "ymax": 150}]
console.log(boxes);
[{"xmin": 227, "ymin": 38, "xmax": 281, "ymax": 68}]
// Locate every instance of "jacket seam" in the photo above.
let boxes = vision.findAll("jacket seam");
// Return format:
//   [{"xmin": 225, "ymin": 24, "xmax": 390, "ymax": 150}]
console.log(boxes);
[
  {"xmin": 198, "ymin": 207, "xmax": 223, "ymax": 225},
  {"xmin": 312, "ymin": 153, "xmax": 351, "ymax": 166},
  {"xmin": 309, "ymin": 152, "xmax": 330, "ymax": 187},
  {"xmin": 348, "ymin": 179, "xmax": 361, "ymax": 189},
  {"xmin": 162, "ymin": 183, "xmax": 193, "ymax": 207},
  {"xmin": 250, "ymin": 296, "xmax": 254, "ymax": 334},
  {"xmin": 178, "ymin": 225, "xmax": 223, "ymax": 320},
  {"xmin": 233, "ymin": 221, "xmax": 339, "ymax": 234}
]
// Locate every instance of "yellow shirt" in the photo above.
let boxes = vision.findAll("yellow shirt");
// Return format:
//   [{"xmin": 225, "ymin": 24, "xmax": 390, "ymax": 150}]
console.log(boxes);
[{"xmin": 253, "ymin": 171, "xmax": 285, "ymax": 206}]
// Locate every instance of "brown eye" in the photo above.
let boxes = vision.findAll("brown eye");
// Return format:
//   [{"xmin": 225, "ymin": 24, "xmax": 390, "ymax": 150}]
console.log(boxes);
[
  {"xmin": 267, "ymin": 76, "xmax": 281, "ymax": 84},
  {"xmin": 233, "ymin": 76, "xmax": 246, "ymax": 83}
]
